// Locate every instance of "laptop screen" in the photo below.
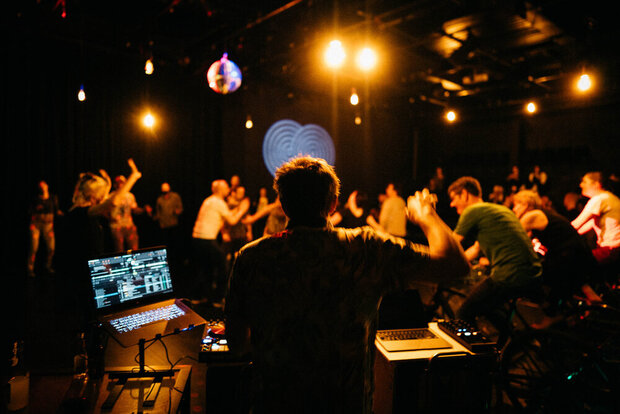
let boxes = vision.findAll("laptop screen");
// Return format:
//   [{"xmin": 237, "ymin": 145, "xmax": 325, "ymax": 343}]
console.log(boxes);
[{"xmin": 88, "ymin": 247, "xmax": 174, "ymax": 312}]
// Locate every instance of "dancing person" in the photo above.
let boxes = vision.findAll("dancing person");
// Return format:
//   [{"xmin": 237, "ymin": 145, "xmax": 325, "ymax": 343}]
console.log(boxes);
[
  {"xmin": 108, "ymin": 174, "xmax": 147, "ymax": 252},
  {"xmin": 27, "ymin": 180, "xmax": 62, "ymax": 277},
  {"xmin": 192, "ymin": 179, "xmax": 248, "ymax": 304},
  {"xmin": 368, "ymin": 183, "xmax": 407, "ymax": 237},
  {"xmin": 153, "ymin": 181, "xmax": 184, "ymax": 257},
  {"xmin": 226, "ymin": 156, "xmax": 467, "ymax": 413}
]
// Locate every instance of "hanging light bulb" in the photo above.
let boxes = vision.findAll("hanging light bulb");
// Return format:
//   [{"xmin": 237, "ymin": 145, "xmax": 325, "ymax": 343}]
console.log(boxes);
[
  {"xmin": 324, "ymin": 40, "xmax": 346, "ymax": 69},
  {"xmin": 576, "ymin": 73, "xmax": 592, "ymax": 92},
  {"xmin": 525, "ymin": 101, "xmax": 537, "ymax": 114},
  {"xmin": 143, "ymin": 112, "xmax": 155, "ymax": 128},
  {"xmin": 145, "ymin": 59, "xmax": 154, "ymax": 75},
  {"xmin": 445, "ymin": 110, "xmax": 457, "ymax": 123},
  {"xmin": 77, "ymin": 85, "xmax": 86, "ymax": 102},
  {"xmin": 356, "ymin": 47, "xmax": 377, "ymax": 71},
  {"xmin": 245, "ymin": 116, "xmax": 253, "ymax": 129},
  {"xmin": 350, "ymin": 88, "xmax": 359, "ymax": 105},
  {"xmin": 354, "ymin": 115, "xmax": 362, "ymax": 125}
]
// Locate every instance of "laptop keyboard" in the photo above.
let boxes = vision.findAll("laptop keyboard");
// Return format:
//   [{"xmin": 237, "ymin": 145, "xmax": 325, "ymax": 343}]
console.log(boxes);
[
  {"xmin": 110, "ymin": 304, "xmax": 186, "ymax": 333},
  {"xmin": 377, "ymin": 328, "xmax": 436, "ymax": 341}
]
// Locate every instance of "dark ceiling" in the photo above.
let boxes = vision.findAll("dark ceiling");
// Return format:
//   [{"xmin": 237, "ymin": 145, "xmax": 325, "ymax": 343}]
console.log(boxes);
[{"xmin": 8, "ymin": 0, "xmax": 620, "ymax": 111}]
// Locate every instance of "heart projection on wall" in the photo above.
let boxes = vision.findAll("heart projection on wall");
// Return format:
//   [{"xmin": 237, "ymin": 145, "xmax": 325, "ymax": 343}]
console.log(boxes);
[{"xmin": 262, "ymin": 119, "xmax": 335, "ymax": 177}]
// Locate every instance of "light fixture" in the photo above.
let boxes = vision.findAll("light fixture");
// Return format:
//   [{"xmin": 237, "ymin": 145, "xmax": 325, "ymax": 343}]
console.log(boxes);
[
  {"xmin": 143, "ymin": 112, "xmax": 155, "ymax": 128},
  {"xmin": 354, "ymin": 115, "xmax": 362, "ymax": 125},
  {"xmin": 526, "ymin": 101, "xmax": 537, "ymax": 114},
  {"xmin": 324, "ymin": 40, "xmax": 346, "ymax": 69},
  {"xmin": 350, "ymin": 88, "xmax": 359, "ymax": 105},
  {"xmin": 576, "ymin": 73, "xmax": 592, "ymax": 92},
  {"xmin": 356, "ymin": 47, "xmax": 377, "ymax": 71},
  {"xmin": 77, "ymin": 85, "xmax": 86, "ymax": 102},
  {"xmin": 445, "ymin": 110, "xmax": 457, "ymax": 123},
  {"xmin": 245, "ymin": 116, "xmax": 253, "ymax": 129},
  {"xmin": 145, "ymin": 59, "xmax": 154, "ymax": 75}
]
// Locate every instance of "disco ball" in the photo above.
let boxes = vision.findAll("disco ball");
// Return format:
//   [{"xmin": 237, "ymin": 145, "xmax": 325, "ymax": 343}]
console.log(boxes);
[{"xmin": 206, "ymin": 53, "xmax": 242, "ymax": 94}]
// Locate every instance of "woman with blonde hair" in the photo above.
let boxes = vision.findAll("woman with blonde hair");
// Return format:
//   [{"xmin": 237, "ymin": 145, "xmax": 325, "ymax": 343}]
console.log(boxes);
[
  {"xmin": 67, "ymin": 159, "xmax": 142, "ymax": 255},
  {"xmin": 512, "ymin": 189, "xmax": 599, "ymax": 314},
  {"xmin": 60, "ymin": 159, "xmax": 143, "ymax": 321}
]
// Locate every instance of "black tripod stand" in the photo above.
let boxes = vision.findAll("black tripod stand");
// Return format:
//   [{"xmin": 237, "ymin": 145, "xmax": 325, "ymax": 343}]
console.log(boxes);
[{"xmin": 102, "ymin": 334, "xmax": 179, "ymax": 409}]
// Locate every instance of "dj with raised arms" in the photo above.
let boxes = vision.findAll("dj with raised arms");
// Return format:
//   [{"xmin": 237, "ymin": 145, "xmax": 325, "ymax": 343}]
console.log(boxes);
[{"xmin": 225, "ymin": 156, "xmax": 468, "ymax": 413}]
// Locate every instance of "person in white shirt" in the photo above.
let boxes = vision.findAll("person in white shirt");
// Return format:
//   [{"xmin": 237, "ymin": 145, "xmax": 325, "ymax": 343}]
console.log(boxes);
[
  {"xmin": 192, "ymin": 179, "xmax": 248, "ymax": 304},
  {"xmin": 572, "ymin": 171, "xmax": 620, "ymax": 265}
]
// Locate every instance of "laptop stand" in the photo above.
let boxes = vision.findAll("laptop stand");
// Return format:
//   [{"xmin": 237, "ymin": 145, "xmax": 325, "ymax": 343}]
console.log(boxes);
[{"xmin": 102, "ymin": 337, "xmax": 177, "ymax": 409}]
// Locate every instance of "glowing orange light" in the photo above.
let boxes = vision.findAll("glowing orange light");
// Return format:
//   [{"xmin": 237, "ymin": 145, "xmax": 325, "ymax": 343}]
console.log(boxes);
[
  {"xmin": 356, "ymin": 47, "xmax": 377, "ymax": 71},
  {"xmin": 245, "ymin": 116, "xmax": 253, "ymax": 129},
  {"xmin": 526, "ymin": 102, "xmax": 537, "ymax": 113},
  {"xmin": 445, "ymin": 110, "xmax": 457, "ymax": 122},
  {"xmin": 324, "ymin": 40, "xmax": 346, "ymax": 69},
  {"xmin": 143, "ymin": 113, "xmax": 155, "ymax": 128},
  {"xmin": 576, "ymin": 74, "xmax": 592, "ymax": 92},
  {"xmin": 77, "ymin": 85, "xmax": 86, "ymax": 102},
  {"xmin": 145, "ymin": 59, "xmax": 154, "ymax": 75},
  {"xmin": 350, "ymin": 89, "xmax": 359, "ymax": 105}
]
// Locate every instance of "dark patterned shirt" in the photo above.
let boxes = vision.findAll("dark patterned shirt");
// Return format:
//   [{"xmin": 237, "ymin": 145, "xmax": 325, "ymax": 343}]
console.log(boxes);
[{"xmin": 226, "ymin": 224, "xmax": 431, "ymax": 413}]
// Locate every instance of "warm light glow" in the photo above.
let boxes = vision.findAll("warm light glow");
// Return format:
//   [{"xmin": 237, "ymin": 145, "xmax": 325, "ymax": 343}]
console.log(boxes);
[
  {"xmin": 245, "ymin": 116, "xmax": 253, "ymax": 129},
  {"xmin": 145, "ymin": 59, "xmax": 154, "ymax": 75},
  {"xmin": 350, "ymin": 89, "xmax": 359, "ymax": 105},
  {"xmin": 354, "ymin": 115, "xmax": 362, "ymax": 125},
  {"xmin": 576, "ymin": 73, "xmax": 592, "ymax": 92},
  {"xmin": 526, "ymin": 102, "xmax": 537, "ymax": 113},
  {"xmin": 324, "ymin": 40, "xmax": 346, "ymax": 69},
  {"xmin": 356, "ymin": 47, "xmax": 377, "ymax": 71},
  {"xmin": 77, "ymin": 85, "xmax": 86, "ymax": 102},
  {"xmin": 143, "ymin": 113, "xmax": 155, "ymax": 128},
  {"xmin": 445, "ymin": 110, "xmax": 457, "ymax": 122}
]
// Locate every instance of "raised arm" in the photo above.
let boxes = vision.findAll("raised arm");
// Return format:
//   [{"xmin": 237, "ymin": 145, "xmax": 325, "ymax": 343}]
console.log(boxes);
[
  {"xmin": 407, "ymin": 189, "xmax": 469, "ymax": 280},
  {"xmin": 243, "ymin": 201, "xmax": 278, "ymax": 224},
  {"xmin": 90, "ymin": 159, "xmax": 142, "ymax": 217},
  {"xmin": 223, "ymin": 197, "xmax": 250, "ymax": 226}
]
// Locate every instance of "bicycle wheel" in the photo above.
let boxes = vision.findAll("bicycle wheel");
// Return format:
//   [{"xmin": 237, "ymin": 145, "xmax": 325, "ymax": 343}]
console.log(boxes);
[{"xmin": 499, "ymin": 328, "xmax": 616, "ymax": 412}]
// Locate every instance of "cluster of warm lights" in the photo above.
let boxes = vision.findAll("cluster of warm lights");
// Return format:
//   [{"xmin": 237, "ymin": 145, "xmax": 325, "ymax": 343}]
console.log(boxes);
[
  {"xmin": 442, "ymin": 72, "xmax": 595, "ymax": 123},
  {"xmin": 324, "ymin": 40, "xmax": 377, "ymax": 72}
]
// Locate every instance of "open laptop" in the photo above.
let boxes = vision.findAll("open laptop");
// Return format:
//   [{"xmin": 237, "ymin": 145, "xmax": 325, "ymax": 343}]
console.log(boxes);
[
  {"xmin": 375, "ymin": 289, "xmax": 452, "ymax": 352},
  {"xmin": 88, "ymin": 246, "xmax": 206, "ymax": 347},
  {"xmin": 376, "ymin": 328, "xmax": 451, "ymax": 352}
]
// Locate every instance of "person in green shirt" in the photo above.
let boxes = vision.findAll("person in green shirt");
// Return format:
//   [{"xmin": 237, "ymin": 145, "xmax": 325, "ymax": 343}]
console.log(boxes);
[{"xmin": 448, "ymin": 176, "xmax": 542, "ymax": 329}]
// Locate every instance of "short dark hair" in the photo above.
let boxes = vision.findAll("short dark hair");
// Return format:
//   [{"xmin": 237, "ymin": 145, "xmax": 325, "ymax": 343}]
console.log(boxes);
[
  {"xmin": 584, "ymin": 171, "xmax": 603, "ymax": 185},
  {"xmin": 447, "ymin": 176, "xmax": 482, "ymax": 197},
  {"xmin": 274, "ymin": 157, "xmax": 340, "ymax": 220}
]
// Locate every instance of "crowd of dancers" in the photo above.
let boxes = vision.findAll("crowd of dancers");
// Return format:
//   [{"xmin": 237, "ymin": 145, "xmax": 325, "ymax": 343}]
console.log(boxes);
[{"xmin": 27, "ymin": 159, "xmax": 619, "ymax": 322}]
